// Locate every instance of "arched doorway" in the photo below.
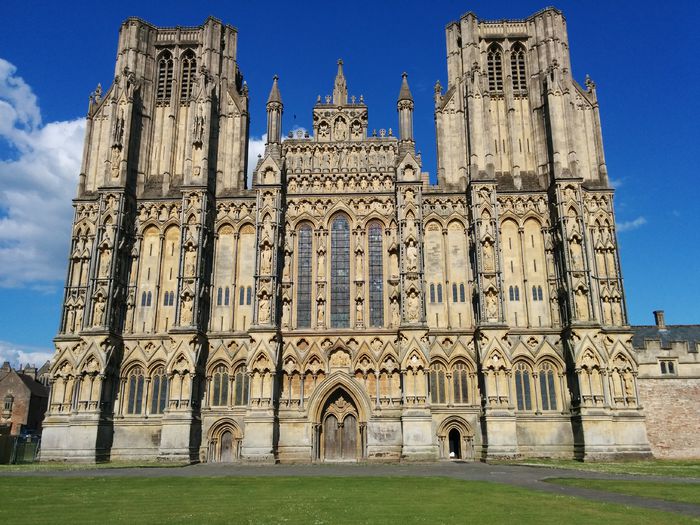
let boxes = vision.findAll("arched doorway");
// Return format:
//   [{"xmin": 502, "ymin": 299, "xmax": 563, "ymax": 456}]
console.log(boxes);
[
  {"xmin": 448, "ymin": 428, "xmax": 462, "ymax": 459},
  {"xmin": 438, "ymin": 417, "xmax": 475, "ymax": 461},
  {"xmin": 208, "ymin": 420, "xmax": 242, "ymax": 463},
  {"xmin": 320, "ymin": 388, "xmax": 359, "ymax": 462}
]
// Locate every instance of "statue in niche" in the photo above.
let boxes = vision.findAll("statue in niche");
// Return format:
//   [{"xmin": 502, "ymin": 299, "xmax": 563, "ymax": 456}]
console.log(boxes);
[
  {"xmin": 317, "ymin": 251, "xmax": 325, "ymax": 278},
  {"xmin": 404, "ymin": 189, "xmax": 414, "ymax": 206},
  {"xmin": 74, "ymin": 306, "xmax": 83, "ymax": 332},
  {"xmin": 193, "ymin": 112, "xmax": 205, "ymax": 146},
  {"xmin": 403, "ymin": 166, "xmax": 415, "ymax": 180},
  {"xmin": 184, "ymin": 248, "xmax": 197, "ymax": 277},
  {"xmin": 485, "ymin": 292, "xmax": 498, "ymax": 319},
  {"xmin": 571, "ymin": 240, "xmax": 583, "ymax": 270},
  {"xmin": 263, "ymin": 215, "xmax": 273, "ymax": 241},
  {"xmin": 110, "ymin": 147, "xmax": 121, "ymax": 179},
  {"xmin": 283, "ymin": 253, "xmax": 291, "ymax": 280},
  {"xmin": 407, "ymin": 291, "xmax": 420, "ymax": 322},
  {"xmin": 483, "ymin": 242, "xmax": 495, "ymax": 271},
  {"xmin": 317, "ymin": 301, "xmax": 325, "ymax": 326},
  {"xmin": 405, "ymin": 216, "xmax": 416, "ymax": 239},
  {"xmin": 93, "ymin": 298, "xmax": 105, "ymax": 327},
  {"xmin": 282, "ymin": 300, "xmax": 291, "ymax": 327},
  {"xmin": 575, "ymin": 288, "xmax": 589, "ymax": 320},
  {"xmin": 334, "ymin": 118, "xmax": 348, "ymax": 141},
  {"xmin": 391, "ymin": 297, "xmax": 400, "ymax": 326},
  {"xmin": 321, "ymin": 151, "xmax": 330, "ymax": 169},
  {"xmin": 99, "ymin": 248, "xmax": 111, "ymax": 278},
  {"xmin": 260, "ymin": 245, "xmax": 272, "ymax": 275},
  {"xmin": 406, "ymin": 240, "xmax": 418, "ymax": 272},
  {"xmin": 356, "ymin": 301, "xmax": 364, "ymax": 324},
  {"xmin": 623, "ymin": 370, "xmax": 634, "ymax": 397},
  {"xmin": 355, "ymin": 249, "xmax": 363, "ymax": 275},
  {"xmin": 259, "ymin": 295, "xmax": 270, "ymax": 323},
  {"xmin": 112, "ymin": 112, "xmax": 124, "ymax": 147},
  {"xmin": 351, "ymin": 121, "xmax": 362, "ymax": 138},
  {"xmin": 182, "ymin": 295, "xmax": 193, "ymax": 325}
]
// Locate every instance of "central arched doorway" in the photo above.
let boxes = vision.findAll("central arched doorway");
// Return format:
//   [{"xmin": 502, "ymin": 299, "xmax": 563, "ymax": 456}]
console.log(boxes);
[
  {"xmin": 207, "ymin": 419, "xmax": 242, "ymax": 463},
  {"xmin": 320, "ymin": 388, "xmax": 359, "ymax": 461}
]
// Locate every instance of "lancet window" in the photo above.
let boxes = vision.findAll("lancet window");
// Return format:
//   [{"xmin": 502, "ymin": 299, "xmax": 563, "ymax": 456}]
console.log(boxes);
[
  {"xmin": 538, "ymin": 362, "xmax": 558, "ymax": 411},
  {"xmin": 452, "ymin": 362, "xmax": 469, "ymax": 404},
  {"xmin": 126, "ymin": 366, "xmax": 145, "ymax": 415},
  {"xmin": 487, "ymin": 44, "xmax": 504, "ymax": 92},
  {"xmin": 233, "ymin": 365, "xmax": 249, "ymax": 406},
  {"xmin": 211, "ymin": 364, "xmax": 229, "ymax": 406},
  {"xmin": 156, "ymin": 51, "xmax": 174, "ymax": 102},
  {"xmin": 296, "ymin": 225, "xmax": 313, "ymax": 328},
  {"xmin": 430, "ymin": 363, "xmax": 447, "ymax": 404},
  {"xmin": 368, "ymin": 223, "xmax": 384, "ymax": 327},
  {"xmin": 150, "ymin": 366, "xmax": 168, "ymax": 414},
  {"xmin": 510, "ymin": 43, "xmax": 527, "ymax": 92},
  {"xmin": 514, "ymin": 362, "xmax": 533, "ymax": 411},
  {"xmin": 180, "ymin": 50, "xmax": 197, "ymax": 102},
  {"xmin": 330, "ymin": 216, "xmax": 350, "ymax": 328}
]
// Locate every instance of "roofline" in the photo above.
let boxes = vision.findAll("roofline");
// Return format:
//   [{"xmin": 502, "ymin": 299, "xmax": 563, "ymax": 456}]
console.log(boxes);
[
  {"xmin": 447, "ymin": 6, "xmax": 564, "ymax": 29},
  {"xmin": 121, "ymin": 15, "xmax": 237, "ymax": 34}
]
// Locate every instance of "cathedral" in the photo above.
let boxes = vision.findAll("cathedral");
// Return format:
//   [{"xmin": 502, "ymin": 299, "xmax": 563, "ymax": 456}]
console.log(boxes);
[{"xmin": 41, "ymin": 7, "xmax": 653, "ymax": 463}]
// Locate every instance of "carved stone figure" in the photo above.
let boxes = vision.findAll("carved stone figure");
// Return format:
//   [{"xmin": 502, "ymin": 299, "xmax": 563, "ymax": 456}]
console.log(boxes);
[
  {"xmin": 260, "ymin": 245, "xmax": 272, "ymax": 274},
  {"xmin": 407, "ymin": 291, "xmax": 420, "ymax": 322},
  {"xmin": 259, "ymin": 295, "xmax": 270, "ymax": 323},
  {"xmin": 406, "ymin": 240, "xmax": 418, "ymax": 271}
]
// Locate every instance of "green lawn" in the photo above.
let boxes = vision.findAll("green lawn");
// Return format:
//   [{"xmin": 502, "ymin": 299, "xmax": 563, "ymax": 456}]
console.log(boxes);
[
  {"xmin": 0, "ymin": 460, "xmax": 188, "ymax": 472},
  {"xmin": 546, "ymin": 477, "xmax": 700, "ymax": 506},
  {"xmin": 504, "ymin": 459, "xmax": 700, "ymax": 478},
  {"xmin": 0, "ymin": 476, "xmax": 697, "ymax": 525}
]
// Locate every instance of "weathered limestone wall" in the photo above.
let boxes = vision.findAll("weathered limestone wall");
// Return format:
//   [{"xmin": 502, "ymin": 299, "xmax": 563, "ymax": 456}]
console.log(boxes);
[{"xmin": 638, "ymin": 378, "xmax": 700, "ymax": 458}]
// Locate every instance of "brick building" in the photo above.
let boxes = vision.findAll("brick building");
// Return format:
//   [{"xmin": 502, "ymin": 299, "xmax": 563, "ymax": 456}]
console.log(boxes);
[{"xmin": 0, "ymin": 362, "xmax": 50, "ymax": 436}]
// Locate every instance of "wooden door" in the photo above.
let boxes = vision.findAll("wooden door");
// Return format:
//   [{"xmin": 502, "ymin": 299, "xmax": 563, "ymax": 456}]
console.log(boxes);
[
  {"xmin": 220, "ymin": 430, "xmax": 233, "ymax": 462},
  {"xmin": 323, "ymin": 415, "xmax": 340, "ymax": 460},
  {"xmin": 341, "ymin": 414, "xmax": 357, "ymax": 460}
]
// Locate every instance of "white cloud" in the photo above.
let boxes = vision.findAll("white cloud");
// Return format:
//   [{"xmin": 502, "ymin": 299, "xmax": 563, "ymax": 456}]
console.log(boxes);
[
  {"xmin": 608, "ymin": 177, "xmax": 623, "ymax": 189},
  {"xmin": 0, "ymin": 340, "xmax": 53, "ymax": 369},
  {"xmin": 617, "ymin": 216, "xmax": 647, "ymax": 233},
  {"xmin": 0, "ymin": 58, "xmax": 85, "ymax": 289}
]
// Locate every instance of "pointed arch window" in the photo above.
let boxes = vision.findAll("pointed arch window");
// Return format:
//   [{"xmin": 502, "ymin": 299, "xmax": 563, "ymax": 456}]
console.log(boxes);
[
  {"xmin": 452, "ymin": 362, "xmax": 469, "ymax": 404},
  {"xmin": 487, "ymin": 44, "xmax": 504, "ymax": 92},
  {"xmin": 211, "ymin": 364, "xmax": 229, "ymax": 406},
  {"xmin": 224, "ymin": 287, "xmax": 230, "ymax": 306},
  {"xmin": 150, "ymin": 366, "xmax": 168, "ymax": 414},
  {"xmin": 217, "ymin": 287, "xmax": 223, "ymax": 306},
  {"xmin": 239, "ymin": 286, "xmax": 245, "ymax": 305},
  {"xmin": 514, "ymin": 362, "xmax": 533, "ymax": 411},
  {"xmin": 368, "ymin": 222, "xmax": 384, "ymax": 327},
  {"xmin": 511, "ymin": 43, "xmax": 527, "ymax": 93},
  {"xmin": 233, "ymin": 365, "xmax": 249, "ymax": 406},
  {"xmin": 430, "ymin": 363, "xmax": 447, "ymax": 404},
  {"xmin": 296, "ymin": 224, "xmax": 313, "ymax": 328},
  {"xmin": 330, "ymin": 216, "xmax": 350, "ymax": 328},
  {"xmin": 539, "ymin": 362, "xmax": 558, "ymax": 411},
  {"xmin": 126, "ymin": 366, "xmax": 145, "ymax": 415},
  {"xmin": 156, "ymin": 51, "xmax": 174, "ymax": 103},
  {"xmin": 460, "ymin": 283, "xmax": 466, "ymax": 303},
  {"xmin": 180, "ymin": 50, "xmax": 197, "ymax": 102},
  {"xmin": 430, "ymin": 284, "xmax": 436, "ymax": 303}
]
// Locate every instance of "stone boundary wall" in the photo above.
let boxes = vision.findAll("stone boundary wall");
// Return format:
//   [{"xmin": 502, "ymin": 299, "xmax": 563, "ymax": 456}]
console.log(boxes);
[{"xmin": 638, "ymin": 377, "xmax": 700, "ymax": 458}]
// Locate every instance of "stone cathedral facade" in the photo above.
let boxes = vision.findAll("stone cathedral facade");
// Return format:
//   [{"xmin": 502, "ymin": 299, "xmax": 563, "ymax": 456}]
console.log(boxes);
[{"xmin": 42, "ymin": 8, "xmax": 652, "ymax": 463}]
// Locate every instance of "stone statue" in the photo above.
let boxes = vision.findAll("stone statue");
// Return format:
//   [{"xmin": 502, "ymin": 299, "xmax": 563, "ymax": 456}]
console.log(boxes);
[
  {"xmin": 406, "ymin": 240, "xmax": 418, "ymax": 271},
  {"xmin": 391, "ymin": 298, "xmax": 400, "ymax": 326},
  {"xmin": 259, "ymin": 295, "xmax": 270, "ymax": 323},
  {"xmin": 182, "ymin": 296, "xmax": 193, "ymax": 325},
  {"xmin": 283, "ymin": 253, "xmax": 291, "ymax": 280},
  {"xmin": 282, "ymin": 300, "xmax": 291, "ymax": 327},
  {"xmin": 99, "ymin": 248, "xmax": 111, "ymax": 278},
  {"xmin": 356, "ymin": 301, "xmax": 363, "ymax": 324},
  {"xmin": 317, "ymin": 301, "xmax": 325, "ymax": 326},
  {"xmin": 483, "ymin": 243, "xmax": 495, "ymax": 271},
  {"xmin": 486, "ymin": 292, "xmax": 498, "ymax": 319},
  {"xmin": 407, "ymin": 292, "xmax": 420, "ymax": 322},
  {"xmin": 93, "ymin": 298, "xmax": 105, "ymax": 326},
  {"xmin": 185, "ymin": 248, "xmax": 197, "ymax": 277},
  {"xmin": 317, "ymin": 251, "xmax": 325, "ymax": 277},
  {"xmin": 260, "ymin": 245, "xmax": 272, "ymax": 275}
]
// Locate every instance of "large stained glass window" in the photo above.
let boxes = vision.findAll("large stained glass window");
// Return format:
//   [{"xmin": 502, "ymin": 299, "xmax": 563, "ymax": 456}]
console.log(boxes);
[
  {"xmin": 368, "ymin": 223, "xmax": 384, "ymax": 327},
  {"xmin": 330, "ymin": 216, "xmax": 350, "ymax": 328},
  {"xmin": 296, "ymin": 225, "xmax": 313, "ymax": 328}
]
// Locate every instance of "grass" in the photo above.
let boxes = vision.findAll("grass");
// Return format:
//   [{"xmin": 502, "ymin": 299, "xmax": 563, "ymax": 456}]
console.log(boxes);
[
  {"xmin": 0, "ymin": 460, "xmax": 188, "ymax": 472},
  {"xmin": 546, "ymin": 477, "xmax": 700, "ymax": 506},
  {"xmin": 502, "ymin": 459, "xmax": 700, "ymax": 478},
  {"xmin": 0, "ymin": 476, "xmax": 697, "ymax": 525}
]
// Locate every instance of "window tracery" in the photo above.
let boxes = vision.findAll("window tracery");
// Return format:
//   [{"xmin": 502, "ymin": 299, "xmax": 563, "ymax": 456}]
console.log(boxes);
[
  {"xmin": 538, "ymin": 362, "xmax": 558, "ymax": 411},
  {"xmin": 510, "ymin": 43, "xmax": 527, "ymax": 92},
  {"xmin": 297, "ymin": 224, "xmax": 313, "ymax": 328},
  {"xmin": 127, "ymin": 366, "xmax": 145, "ymax": 414},
  {"xmin": 368, "ymin": 222, "xmax": 384, "ymax": 327},
  {"xmin": 156, "ymin": 51, "xmax": 174, "ymax": 103},
  {"xmin": 211, "ymin": 364, "xmax": 229, "ymax": 406},
  {"xmin": 514, "ymin": 362, "xmax": 533, "ymax": 411},
  {"xmin": 150, "ymin": 366, "xmax": 168, "ymax": 414},
  {"xmin": 330, "ymin": 216, "xmax": 350, "ymax": 328},
  {"xmin": 487, "ymin": 44, "xmax": 503, "ymax": 92},
  {"xmin": 180, "ymin": 50, "xmax": 197, "ymax": 102}
]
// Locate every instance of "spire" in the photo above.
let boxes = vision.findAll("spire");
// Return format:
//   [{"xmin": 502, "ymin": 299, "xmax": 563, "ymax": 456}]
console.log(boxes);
[
  {"xmin": 333, "ymin": 59, "xmax": 348, "ymax": 105},
  {"xmin": 267, "ymin": 75, "xmax": 282, "ymax": 105},
  {"xmin": 398, "ymin": 72, "xmax": 413, "ymax": 102}
]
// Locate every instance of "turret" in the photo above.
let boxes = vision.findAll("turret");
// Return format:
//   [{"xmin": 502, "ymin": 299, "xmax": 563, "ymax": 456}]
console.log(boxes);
[
  {"xmin": 266, "ymin": 75, "xmax": 283, "ymax": 145},
  {"xmin": 397, "ymin": 72, "xmax": 414, "ymax": 144}
]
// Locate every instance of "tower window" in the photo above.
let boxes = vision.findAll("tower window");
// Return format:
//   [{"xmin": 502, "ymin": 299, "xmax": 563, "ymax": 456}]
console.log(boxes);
[
  {"xmin": 487, "ymin": 44, "xmax": 504, "ymax": 92},
  {"xmin": 156, "ymin": 51, "xmax": 174, "ymax": 103},
  {"xmin": 511, "ymin": 43, "xmax": 527, "ymax": 92},
  {"xmin": 180, "ymin": 50, "xmax": 197, "ymax": 102}
]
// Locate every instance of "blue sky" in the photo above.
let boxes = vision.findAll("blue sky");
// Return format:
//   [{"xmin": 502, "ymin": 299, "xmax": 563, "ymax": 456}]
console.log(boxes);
[{"xmin": 0, "ymin": 0, "xmax": 698, "ymax": 365}]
